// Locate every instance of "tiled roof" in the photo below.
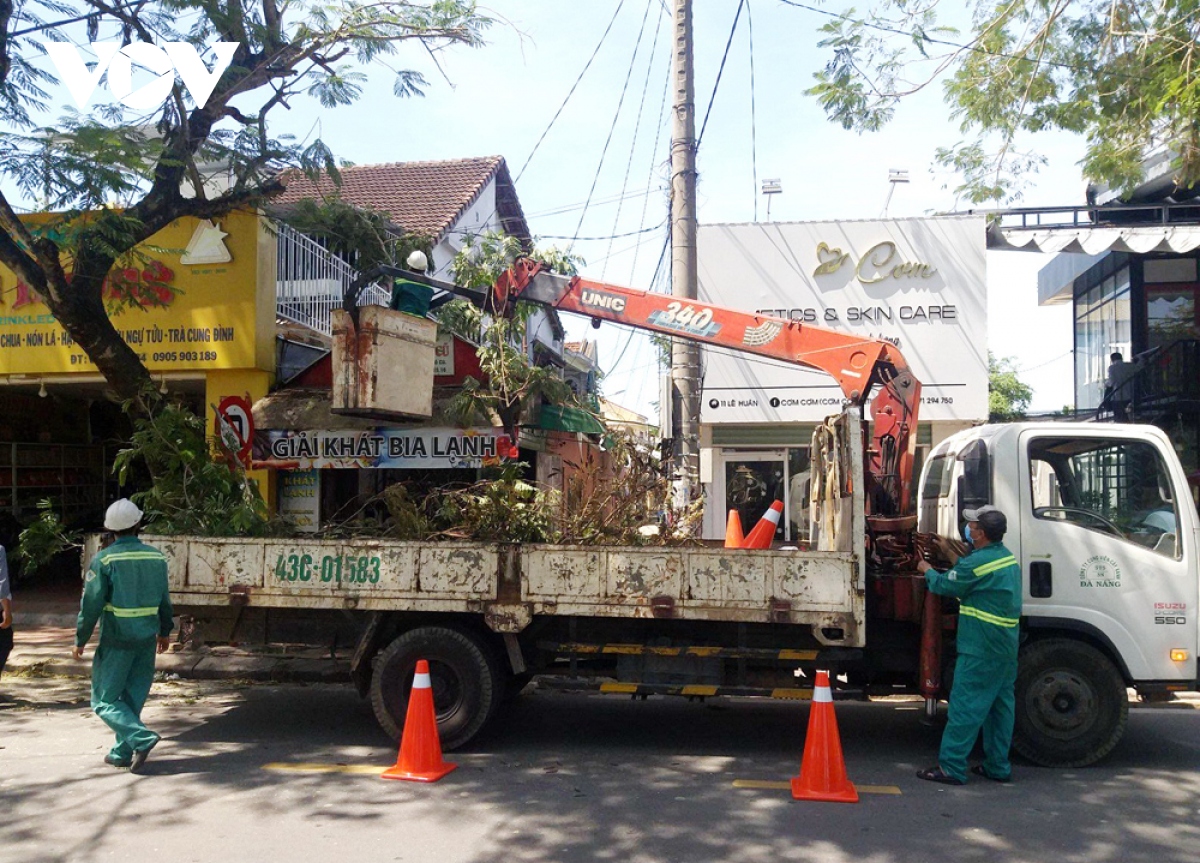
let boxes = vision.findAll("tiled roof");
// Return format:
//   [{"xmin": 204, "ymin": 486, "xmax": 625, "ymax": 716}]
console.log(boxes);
[{"xmin": 272, "ymin": 157, "xmax": 529, "ymax": 241}]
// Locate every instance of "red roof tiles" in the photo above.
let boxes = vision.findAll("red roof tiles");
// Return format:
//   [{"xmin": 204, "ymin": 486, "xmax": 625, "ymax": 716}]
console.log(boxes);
[{"xmin": 273, "ymin": 157, "xmax": 528, "ymax": 241}]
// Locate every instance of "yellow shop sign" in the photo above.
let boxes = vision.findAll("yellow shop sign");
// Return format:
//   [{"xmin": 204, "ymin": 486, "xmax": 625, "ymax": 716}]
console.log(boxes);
[{"xmin": 0, "ymin": 210, "xmax": 274, "ymax": 375}]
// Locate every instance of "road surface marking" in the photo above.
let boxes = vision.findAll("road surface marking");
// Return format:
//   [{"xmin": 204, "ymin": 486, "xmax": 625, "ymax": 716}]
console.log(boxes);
[
  {"xmin": 264, "ymin": 762, "xmax": 387, "ymax": 775},
  {"xmin": 733, "ymin": 779, "xmax": 901, "ymax": 795}
]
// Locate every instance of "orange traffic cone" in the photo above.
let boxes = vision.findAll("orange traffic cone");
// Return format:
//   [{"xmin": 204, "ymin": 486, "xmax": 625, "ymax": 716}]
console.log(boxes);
[
  {"xmin": 742, "ymin": 500, "xmax": 784, "ymax": 549},
  {"xmin": 724, "ymin": 509, "xmax": 745, "ymax": 548},
  {"xmin": 381, "ymin": 659, "xmax": 457, "ymax": 782},
  {"xmin": 791, "ymin": 670, "xmax": 858, "ymax": 802}
]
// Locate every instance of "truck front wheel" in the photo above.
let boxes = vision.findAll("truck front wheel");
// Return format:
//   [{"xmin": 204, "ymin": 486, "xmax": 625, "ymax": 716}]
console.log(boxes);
[
  {"xmin": 370, "ymin": 626, "xmax": 501, "ymax": 751},
  {"xmin": 1013, "ymin": 638, "xmax": 1128, "ymax": 767}
]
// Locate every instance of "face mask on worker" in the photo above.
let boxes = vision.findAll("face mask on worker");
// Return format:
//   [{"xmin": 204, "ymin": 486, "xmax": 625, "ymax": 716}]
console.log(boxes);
[{"xmin": 962, "ymin": 523, "xmax": 974, "ymax": 546}]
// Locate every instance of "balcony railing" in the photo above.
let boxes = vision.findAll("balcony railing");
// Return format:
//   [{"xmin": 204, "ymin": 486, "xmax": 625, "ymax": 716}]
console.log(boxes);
[
  {"xmin": 980, "ymin": 201, "xmax": 1200, "ymax": 232},
  {"xmin": 275, "ymin": 223, "xmax": 390, "ymax": 336},
  {"xmin": 1097, "ymin": 339, "xmax": 1200, "ymax": 420}
]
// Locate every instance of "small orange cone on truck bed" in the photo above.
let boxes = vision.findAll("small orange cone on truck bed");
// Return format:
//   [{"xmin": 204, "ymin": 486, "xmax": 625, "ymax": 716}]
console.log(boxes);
[
  {"xmin": 742, "ymin": 500, "xmax": 783, "ymax": 549},
  {"xmin": 724, "ymin": 509, "xmax": 745, "ymax": 548},
  {"xmin": 381, "ymin": 659, "xmax": 457, "ymax": 783},
  {"xmin": 791, "ymin": 670, "xmax": 858, "ymax": 803}
]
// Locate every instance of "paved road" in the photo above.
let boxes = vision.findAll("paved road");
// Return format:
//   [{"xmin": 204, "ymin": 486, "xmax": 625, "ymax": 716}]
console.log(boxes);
[{"xmin": 4, "ymin": 675, "xmax": 1200, "ymax": 863}]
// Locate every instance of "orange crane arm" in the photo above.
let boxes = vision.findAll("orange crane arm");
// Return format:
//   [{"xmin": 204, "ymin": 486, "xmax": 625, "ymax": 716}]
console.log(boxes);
[{"xmin": 493, "ymin": 259, "xmax": 922, "ymax": 517}]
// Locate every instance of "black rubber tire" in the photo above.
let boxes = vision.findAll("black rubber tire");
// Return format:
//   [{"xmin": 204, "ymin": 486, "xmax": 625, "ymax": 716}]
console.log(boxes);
[
  {"xmin": 369, "ymin": 626, "xmax": 501, "ymax": 751},
  {"xmin": 1013, "ymin": 638, "xmax": 1129, "ymax": 767}
]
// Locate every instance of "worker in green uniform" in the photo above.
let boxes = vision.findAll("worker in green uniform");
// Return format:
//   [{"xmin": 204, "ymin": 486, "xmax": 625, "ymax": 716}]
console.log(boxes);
[
  {"xmin": 73, "ymin": 499, "xmax": 174, "ymax": 774},
  {"xmin": 915, "ymin": 505, "xmax": 1022, "ymax": 785},
  {"xmin": 389, "ymin": 249, "xmax": 434, "ymax": 317}
]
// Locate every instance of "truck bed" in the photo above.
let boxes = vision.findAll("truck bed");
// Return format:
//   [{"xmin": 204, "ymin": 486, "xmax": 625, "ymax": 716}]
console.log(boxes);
[{"xmin": 161, "ymin": 538, "xmax": 864, "ymax": 646}]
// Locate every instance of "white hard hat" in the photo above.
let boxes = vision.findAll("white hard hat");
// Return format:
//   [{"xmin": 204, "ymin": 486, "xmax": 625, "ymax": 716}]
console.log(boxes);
[
  {"xmin": 406, "ymin": 250, "xmax": 428, "ymax": 272},
  {"xmin": 104, "ymin": 498, "xmax": 143, "ymax": 532},
  {"xmin": 1143, "ymin": 509, "xmax": 1176, "ymax": 533}
]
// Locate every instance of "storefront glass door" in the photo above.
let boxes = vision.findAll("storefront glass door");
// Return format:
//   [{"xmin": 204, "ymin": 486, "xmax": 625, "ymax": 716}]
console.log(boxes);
[{"xmin": 719, "ymin": 451, "xmax": 787, "ymax": 544}]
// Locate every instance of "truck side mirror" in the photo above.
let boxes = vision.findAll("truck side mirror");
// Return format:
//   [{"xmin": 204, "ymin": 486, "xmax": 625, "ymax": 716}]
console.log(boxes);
[{"xmin": 955, "ymin": 439, "xmax": 991, "ymax": 522}]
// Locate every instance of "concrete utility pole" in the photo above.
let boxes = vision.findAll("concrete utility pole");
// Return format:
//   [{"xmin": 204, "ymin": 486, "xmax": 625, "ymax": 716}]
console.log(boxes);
[{"xmin": 670, "ymin": 0, "xmax": 700, "ymax": 508}]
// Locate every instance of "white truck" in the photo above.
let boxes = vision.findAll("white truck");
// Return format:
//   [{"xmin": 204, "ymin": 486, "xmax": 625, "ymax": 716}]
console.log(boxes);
[
  {"xmin": 166, "ymin": 261, "xmax": 1197, "ymax": 764},
  {"xmin": 161, "ymin": 410, "xmax": 1199, "ymax": 765}
]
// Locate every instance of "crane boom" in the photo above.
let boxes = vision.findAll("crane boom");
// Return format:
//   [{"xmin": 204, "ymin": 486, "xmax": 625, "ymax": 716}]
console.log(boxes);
[
  {"xmin": 492, "ymin": 259, "xmax": 922, "ymax": 518},
  {"xmin": 342, "ymin": 257, "xmax": 922, "ymax": 519}
]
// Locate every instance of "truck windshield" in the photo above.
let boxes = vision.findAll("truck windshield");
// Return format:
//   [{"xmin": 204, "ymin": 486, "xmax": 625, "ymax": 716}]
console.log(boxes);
[{"xmin": 1028, "ymin": 436, "xmax": 1182, "ymax": 559}]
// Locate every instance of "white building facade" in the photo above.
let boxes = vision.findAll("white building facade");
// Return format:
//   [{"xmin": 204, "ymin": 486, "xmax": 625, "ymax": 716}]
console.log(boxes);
[{"xmin": 694, "ymin": 216, "xmax": 989, "ymax": 542}]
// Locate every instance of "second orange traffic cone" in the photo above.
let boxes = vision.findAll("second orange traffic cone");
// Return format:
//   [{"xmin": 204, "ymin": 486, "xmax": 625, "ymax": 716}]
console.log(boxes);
[
  {"xmin": 381, "ymin": 659, "xmax": 457, "ymax": 782},
  {"xmin": 724, "ymin": 509, "xmax": 745, "ymax": 548},
  {"xmin": 742, "ymin": 500, "xmax": 784, "ymax": 549},
  {"xmin": 791, "ymin": 669, "xmax": 858, "ymax": 803}
]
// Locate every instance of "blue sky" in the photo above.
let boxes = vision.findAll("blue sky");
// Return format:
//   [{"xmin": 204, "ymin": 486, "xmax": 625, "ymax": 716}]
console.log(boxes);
[
  {"xmin": 14, "ymin": 0, "xmax": 1085, "ymax": 419},
  {"xmin": 259, "ymin": 0, "xmax": 1079, "ymax": 419}
]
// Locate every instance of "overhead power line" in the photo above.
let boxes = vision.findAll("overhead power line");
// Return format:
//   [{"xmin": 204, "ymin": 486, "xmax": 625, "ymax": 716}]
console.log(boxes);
[
  {"xmin": 748, "ymin": 1, "xmax": 758, "ymax": 221},
  {"xmin": 696, "ymin": 0, "xmax": 745, "ymax": 150},
  {"xmin": 12, "ymin": 1, "xmax": 146, "ymax": 37},
  {"xmin": 602, "ymin": 0, "xmax": 667, "ymax": 280},
  {"xmin": 538, "ymin": 220, "xmax": 666, "ymax": 242},
  {"xmin": 573, "ymin": 0, "xmax": 657, "ymax": 243},
  {"xmin": 514, "ymin": 0, "xmax": 628, "ymax": 183}
]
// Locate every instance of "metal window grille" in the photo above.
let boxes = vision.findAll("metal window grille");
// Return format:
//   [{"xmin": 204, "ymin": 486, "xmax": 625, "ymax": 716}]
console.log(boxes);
[{"xmin": 275, "ymin": 223, "xmax": 390, "ymax": 335}]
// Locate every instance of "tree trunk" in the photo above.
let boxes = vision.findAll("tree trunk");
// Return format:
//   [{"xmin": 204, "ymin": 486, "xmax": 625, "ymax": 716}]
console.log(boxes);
[
  {"xmin": 29, "ymin": 231, "xmax": 157, "ymax": 406},
  {"xmin": 0, "ymin": 0, "xmax": 12, "ymax": 86},
  {"xmin": 47, "ymin": 279, "xmax": 155, "ymax": 404}
]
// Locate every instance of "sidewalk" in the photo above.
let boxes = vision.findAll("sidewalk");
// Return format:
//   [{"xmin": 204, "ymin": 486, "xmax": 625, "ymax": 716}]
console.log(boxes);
[{"xmin": 7, "ymin": 598, "xmax": 351, "ymax": 684}]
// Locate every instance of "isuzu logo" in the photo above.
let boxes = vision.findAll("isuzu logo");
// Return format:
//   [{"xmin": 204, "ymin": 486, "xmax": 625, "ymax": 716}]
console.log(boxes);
[{"xmin": 580, "ymin": 289, "xmax": 626, "ymax": 313}]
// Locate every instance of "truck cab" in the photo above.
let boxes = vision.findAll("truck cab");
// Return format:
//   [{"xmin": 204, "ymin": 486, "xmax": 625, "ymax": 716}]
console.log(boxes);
[{"xmin": 918, "ymin": 421, "xmax": 1199, "ymax": 765}]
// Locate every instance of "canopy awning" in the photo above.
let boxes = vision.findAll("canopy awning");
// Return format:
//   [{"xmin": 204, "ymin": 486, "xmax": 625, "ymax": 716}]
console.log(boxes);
[
  {"xmin": 536, "ymin": 404, "xmax": 605, "ymax": 435},
  {"xmin": 989, "ymin": 224, "xmax": 1200, "ymax": 255}
]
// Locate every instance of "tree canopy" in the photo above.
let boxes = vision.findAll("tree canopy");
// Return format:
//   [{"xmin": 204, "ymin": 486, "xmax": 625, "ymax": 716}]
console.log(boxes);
[
  {"xmin": 804, "ymin": 0, "xmax": 1200, "ymax": 203},
  {"xmin": 988, "ymin": 351, "xmax": 1033, "ymax": 421},
  {"xmin": 440, "ymin": 232, "xmax": 586, "ymax": 442},
  {"xmin": 0, "ymin": 0, "xmax": 491, "ymax": 403}
]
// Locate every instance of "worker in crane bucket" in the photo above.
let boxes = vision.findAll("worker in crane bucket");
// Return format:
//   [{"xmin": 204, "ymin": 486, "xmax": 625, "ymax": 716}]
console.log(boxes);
[
  {"xmin": 915, "ymin": 505, "xmax": 1022, "ymax": 785},
  {"xmin": 72, "ymin": 499, "xmax": 175, "ymax": 774}
]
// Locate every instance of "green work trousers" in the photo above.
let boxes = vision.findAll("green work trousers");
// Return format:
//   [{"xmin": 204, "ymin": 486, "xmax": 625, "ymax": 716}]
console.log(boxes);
[
  {"xmin": 91, "ymin": 640, "xmax": 160, "ymax": 761},
  {"xmin": 939, "ymin": 652, "xmax": 1017, "ymax": 783}
]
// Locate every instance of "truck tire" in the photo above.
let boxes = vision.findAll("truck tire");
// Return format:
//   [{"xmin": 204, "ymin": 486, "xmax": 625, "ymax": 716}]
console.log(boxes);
[
  {"xmin": 370, "ymin": 626, "xmax": 501, "ymax": 751},
  {"xmin": 1013, "ymin": 638, "xmax": 1128, "ymax": 767}
]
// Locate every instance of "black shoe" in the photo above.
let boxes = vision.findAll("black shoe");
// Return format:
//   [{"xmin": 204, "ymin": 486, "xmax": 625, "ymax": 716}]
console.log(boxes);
[
  {"xmin": 916, "ymin": 766, "xmax": 965, "ymax": 785},
  {"xmin": 129, "ymin": 739, "xmax": 158, "ymax": 775},
  {"xmin": 970, "ymin": 764, "xmax": 1012, "ymax": 783},
  {"xmin": 104, "ymin": 754, "xmax": 131, "ymax": 769}
]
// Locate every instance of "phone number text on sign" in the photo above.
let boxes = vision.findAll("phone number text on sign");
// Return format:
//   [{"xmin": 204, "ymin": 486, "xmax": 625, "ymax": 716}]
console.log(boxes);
[{"xmin": 274, "ymin": 552, "xmax": 382, "ymax": 585}]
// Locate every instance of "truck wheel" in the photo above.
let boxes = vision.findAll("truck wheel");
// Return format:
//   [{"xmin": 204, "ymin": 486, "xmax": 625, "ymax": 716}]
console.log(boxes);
[
  {"xmin": 1013, "ymin": 638, "xmax": 1128, "ymax": 767},
  {"xmin": 370, "ymin": 626, "xmax": 501, "ymax": 751}
]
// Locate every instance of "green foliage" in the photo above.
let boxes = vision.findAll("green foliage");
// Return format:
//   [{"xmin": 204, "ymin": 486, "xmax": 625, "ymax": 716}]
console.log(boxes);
[
  {"xmin": 805, "ymin": 0, "xmax": 1200, "ymax": 200},
  {"xmin": 0, "ymin": 1, "xmax": 492, "ymax": 398},
  {"xmin": 282, "ymin": 198, "xmax": 432, "ymax": 273},
  {"xmin": 111, "ymin": 396, "xmax": 270, "ymax": 536},
  {"xmin": 555, "ymin": 428, "xmax": 698, "ymax": 545},
  {"xmin": 381, "ymin": 483, "xmax": 432, "ymax": 540},
  {"xmin": 1, "ymin": 2, "xmax": 493, "ymax": 212},
  {"xmin": 450, "ymin": 232, "xmax": 583, "ymax": 291},
  {"xmin": 440, "ymin": 232, "xmax": 589, "ymax": 439},
  {"xmin": 16, "ymin": 500, "xmax": 83, "ymax": 574},
  {"xmin": 431, "ymin": 468, "xmax": 558, "ymax": 543},
  {"xmin": 365, "ymin": 431, "xmax": 699, "ymax": 545},
  {"xmin": 989, "ymin": 352, "xmax": 1033, "ymax": 422}
]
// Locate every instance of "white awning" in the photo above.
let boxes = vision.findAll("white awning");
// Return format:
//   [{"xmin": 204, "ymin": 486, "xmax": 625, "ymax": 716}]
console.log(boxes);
[{"xmin": 989, "ymin": 224, "xmax": 1200, "ymax": 255}]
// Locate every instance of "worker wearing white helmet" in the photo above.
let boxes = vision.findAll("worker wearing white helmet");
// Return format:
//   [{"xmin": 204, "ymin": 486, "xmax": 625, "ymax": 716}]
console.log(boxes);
[{"xmin": 73, "ymin": 499, "xmax": 174, "ymax": 774}]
